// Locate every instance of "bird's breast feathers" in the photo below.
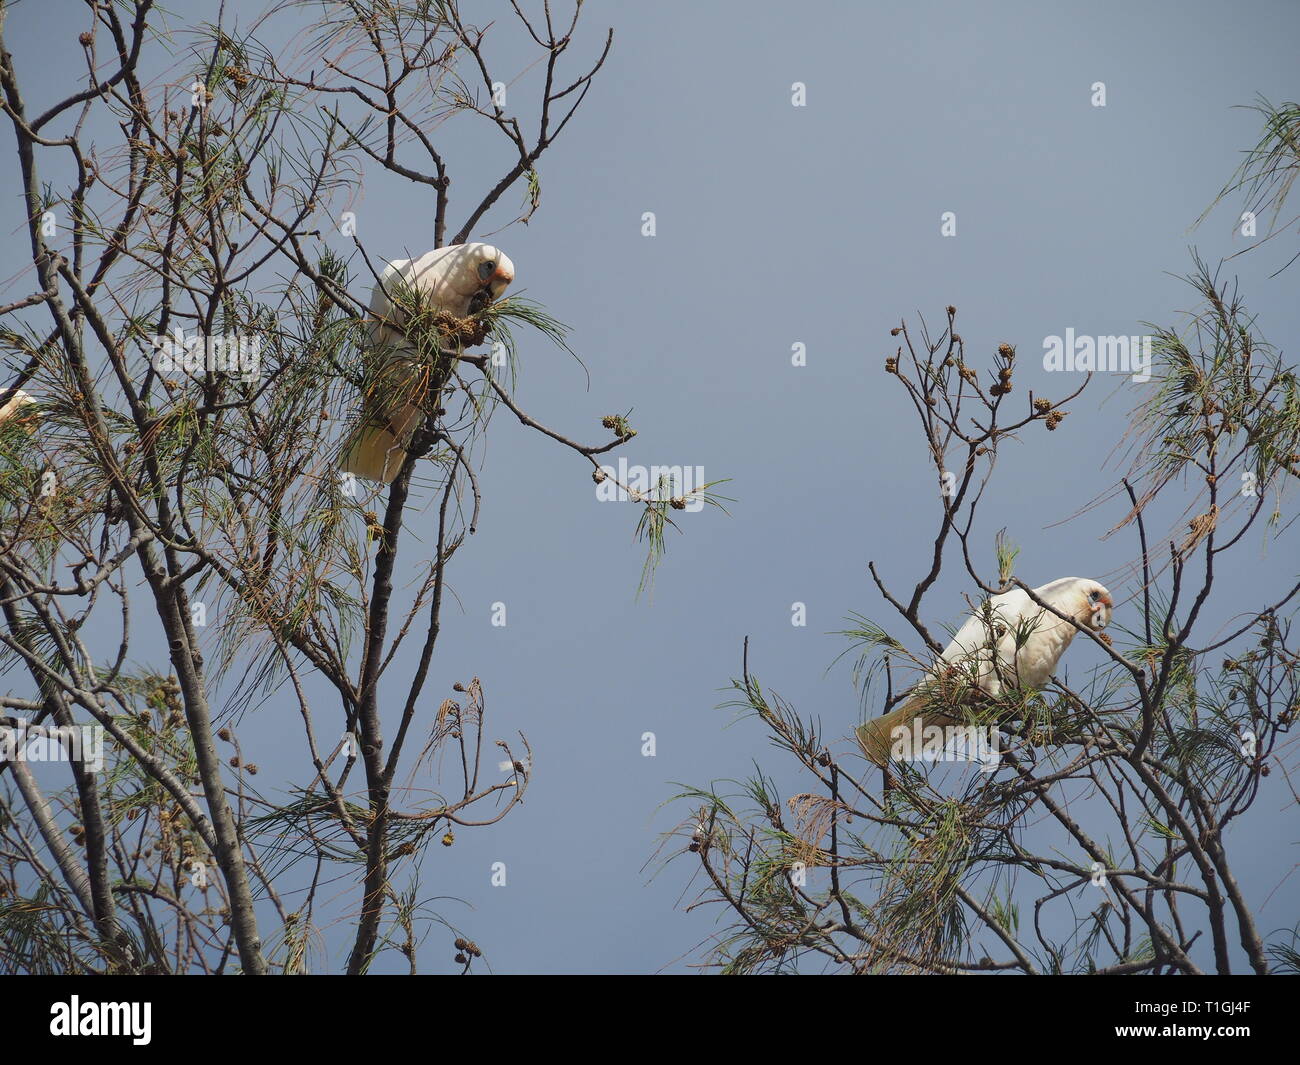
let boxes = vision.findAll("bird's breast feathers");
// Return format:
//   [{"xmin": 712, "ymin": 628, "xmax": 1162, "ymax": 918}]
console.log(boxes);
[{"xmin": 934, "ymin": 577, "xmax": 1112, "ymax": 694}]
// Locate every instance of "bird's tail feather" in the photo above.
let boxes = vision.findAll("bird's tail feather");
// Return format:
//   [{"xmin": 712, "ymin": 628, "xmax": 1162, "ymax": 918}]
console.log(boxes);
[
  {"xmin": 856, "ymin": 695, "xmax": 960, "ymax": 768},
  {"xmin": 340, "ymin": 401, "xmax": 424, "ymax": 484}
]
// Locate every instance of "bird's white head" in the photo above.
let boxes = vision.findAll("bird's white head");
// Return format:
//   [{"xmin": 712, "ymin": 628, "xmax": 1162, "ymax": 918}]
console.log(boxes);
[
  {"xmin": 0, "ymin": 388, "xmax": 36, "ymax": 428},
  {"xmin": 1033, "ymin": 576, "xmax": 1114, "ymax": 632},
  {"xmin": 1073, "ymin": 578, "xmax": 1113, "ymax": 631},
  {"xmin": 459, "ymin": 242, "xmax": 515, "ymax": 301}
]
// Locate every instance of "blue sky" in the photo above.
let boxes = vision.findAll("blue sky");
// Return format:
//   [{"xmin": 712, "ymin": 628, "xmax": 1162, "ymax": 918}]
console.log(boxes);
[{"xmin": 3, "ymin": 0, "xmax": 1297, "ymax": 972}]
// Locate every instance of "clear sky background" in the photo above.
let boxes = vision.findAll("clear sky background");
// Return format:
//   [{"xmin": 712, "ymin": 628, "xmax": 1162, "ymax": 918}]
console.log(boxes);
[{"xmin": 3, "ymin": 0, "xmax": 1298, "ymax": 973}]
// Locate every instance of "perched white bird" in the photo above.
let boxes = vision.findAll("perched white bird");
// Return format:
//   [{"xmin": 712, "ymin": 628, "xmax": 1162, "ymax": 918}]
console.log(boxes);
[
  {"xmin": 341, "ymin": 242, "xmax": 515, "ymax": 483},
  {"xmin": 0, "ymin": 388, "xmax": 37, "ymax": 432},
  {"xmin": 857, "ymin": 577, "xmax": 1113, "ymax": 767}
]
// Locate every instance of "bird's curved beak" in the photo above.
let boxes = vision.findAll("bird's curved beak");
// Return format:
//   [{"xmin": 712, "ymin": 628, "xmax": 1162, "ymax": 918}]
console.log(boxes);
[
  {"xmin": 488, "ymin": 263, "xmax": 513, "ymax": 299},
  {"xmin": 1089, "ymin": 596, "xmax": 1113, "ymax": 629}
]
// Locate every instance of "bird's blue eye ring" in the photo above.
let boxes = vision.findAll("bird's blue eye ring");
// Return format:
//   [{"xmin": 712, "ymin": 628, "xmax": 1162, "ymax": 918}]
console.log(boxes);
[
  {"xmin": 1089, "ymin": 591, "xmax": 1100, "ymax": 603},
  {"xmin": 478, "ymin": 260, "xmax": 496, "ymax": 281}
]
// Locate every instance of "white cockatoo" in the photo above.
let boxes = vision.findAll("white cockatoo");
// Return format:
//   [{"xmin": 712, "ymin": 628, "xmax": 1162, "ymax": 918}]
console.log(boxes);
[
  {"xmin": 341, "ymin": 242, "xmax": 515, "ymax": 483},
  {"xmin": 0, "ymin": 388, "xmax": 37, "ymax": 432},
  {"xmin": 858, "ymin": 577, "xmax": 1114, "ymax": 766}
]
